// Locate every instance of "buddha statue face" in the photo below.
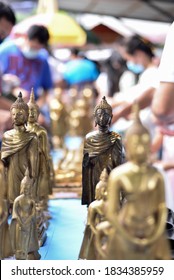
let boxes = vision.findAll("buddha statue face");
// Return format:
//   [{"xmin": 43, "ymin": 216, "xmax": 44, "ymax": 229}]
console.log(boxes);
[
  {"xmin": 95, "ymin": 182, "xmax": 107, "ymax": 200},
  {"xmin": 20, "ymin": 177, "xmax": 32, "ymax": 196},
  {"xmin": 11, "ymin": 108, "xmax": 28, "ymax": 126},
  {"xmin": 95, "ymin": 185, "xmax": 102, "ymax": 200},
  {"xmin": 126, "ymin": 133, "xmax": 150, "ymax": 163},
  {"xmin": 95, "ymin": 108, "xmax": 112, "ymax": 127},
  {"xmin": 23, "ymin": 184, "xmax": 31, "ymax": 196},
  {"xmin": 28, "ymin": 107, "xmax": 39, "ymax": 123}
]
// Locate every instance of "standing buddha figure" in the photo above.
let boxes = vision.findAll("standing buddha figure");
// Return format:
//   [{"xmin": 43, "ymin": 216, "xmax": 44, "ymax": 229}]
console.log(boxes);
[
  {"xmin": 49, "ymin": 87, "xmax": 69, "ymax": 149},
  {"xmin": 82, "ymin": 96, "xmax": 124, "ymax": 206},
  {"xmin": 27, "ymin": 88, "xmax": 52, "ymax": 207},
  {"xmin": 10, "ymin": 169, "xmax": 40, "ymax": 260},
  {"xmin": 79, "ymin": 168, "xmax": 108, "ymax": 260},
  {"xmin": 1, "ymin": 92, "xmax": 38, "ymax": 209}
]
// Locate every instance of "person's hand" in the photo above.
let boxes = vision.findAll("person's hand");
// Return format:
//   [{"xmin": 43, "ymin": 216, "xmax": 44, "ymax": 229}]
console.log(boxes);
[
  {"xmin": 112, "ymin": 103, "xmax": 132, "ymax": 124},
  {"xmin": 2, "ymin": 74, "xmax": 20, "ymax": 85},
  {"xmin": 2, "ymin": 74, "xmax": 20, "ymax": 94}
]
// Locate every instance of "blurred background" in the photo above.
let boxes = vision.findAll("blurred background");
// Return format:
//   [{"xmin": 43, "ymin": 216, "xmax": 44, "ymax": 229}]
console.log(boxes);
[{"xmin": 1, "ymin": 0, "xmax": 174, "ymax": 260}]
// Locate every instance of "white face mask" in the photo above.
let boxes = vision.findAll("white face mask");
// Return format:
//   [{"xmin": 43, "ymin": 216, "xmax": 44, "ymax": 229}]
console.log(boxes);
[{"xmin": 22, "ymin": 47, "xmax": 40, "ymax": 59}]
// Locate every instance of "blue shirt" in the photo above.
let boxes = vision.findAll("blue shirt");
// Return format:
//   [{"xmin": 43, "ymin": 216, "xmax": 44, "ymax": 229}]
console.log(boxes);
[
  {"xmin": 0, "ymin": 40, "xmax": 53, "ymax": 99},
  {"xmin": 63, "ymin": 58, "xmax": 99, "ymax": 85}
]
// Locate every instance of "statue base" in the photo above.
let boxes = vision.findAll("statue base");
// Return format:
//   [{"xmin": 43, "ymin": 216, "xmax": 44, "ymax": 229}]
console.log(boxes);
[{"xmin": 28, "ymin": 250, "xmax": 41, "ymax": 260}]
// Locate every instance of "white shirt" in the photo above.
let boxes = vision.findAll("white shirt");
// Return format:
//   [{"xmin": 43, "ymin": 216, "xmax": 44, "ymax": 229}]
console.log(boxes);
[
  {"xmin": 158, "ymin": 22, "xmax": 174, "ymax": 82},
  {"xmin": 114, "ymin": 65, "xmax": 158, "ymax": 103}
]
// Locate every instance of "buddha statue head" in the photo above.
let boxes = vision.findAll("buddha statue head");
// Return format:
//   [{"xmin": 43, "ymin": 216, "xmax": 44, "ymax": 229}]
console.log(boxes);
[
  {"xmin": 94, "ymin": 96, "xmax": 113, "ymax": 127},
  {"xmin": 27, "ymin": 88, "xmax": 40, "ymax": 123},
  {"xmin": 20, "ymin": 168, "xmax": 33, "ymax": 196},
  {"xmin": 125, "ymin": 102, "xmax": 151, "ymax": 164},
  {"xmin": 95, "ymin": 168, "xmax": 108, "ymax": 201},
  {"xmin": 10, "ymin": 92, "xmax": 29, "ymax": 126}
]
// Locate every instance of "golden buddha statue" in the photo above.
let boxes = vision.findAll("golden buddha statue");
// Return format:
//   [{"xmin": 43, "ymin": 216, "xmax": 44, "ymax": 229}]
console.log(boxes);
[
  {"xmin": 97, "ymin": 104, "xmax": 171, "ymax": 260},
  {"xmin": 10, "ymin": 170, "xmax": 40, "ymax": 260},
  {"xmin": 82, "ymin": 96, "xmax": 124, "ymax": 206},
  {"xmin": 68, "ymin": 86, "xmax": 94, "ymax": 137},
  {"xmin": 55, "ymin": 142, "xmax": 83, "ymax": 184},
  {"xmin": 79, "ymin": 168, "xmax": 108, "ymax": 260},
  {"xmin": 49, "ymin": 87, "xmax": 69, "ymax": 149},
  {"xmin": 27, "ymin": 89, "xmax": 53, "ymax": 205},
  {"xmin": 1, "ymin": 92, "xmax": 38, "ymax": 208}
]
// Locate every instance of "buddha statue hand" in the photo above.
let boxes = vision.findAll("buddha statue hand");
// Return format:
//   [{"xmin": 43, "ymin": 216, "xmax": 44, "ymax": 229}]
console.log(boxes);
[{"xmin": 95, "ymin": 221, "xmax": 111, "ymax": 259}]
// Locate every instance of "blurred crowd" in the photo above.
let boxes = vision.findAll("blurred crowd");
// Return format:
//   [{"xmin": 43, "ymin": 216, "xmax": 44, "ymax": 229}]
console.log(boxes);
[{"xmin": 0, "ymin": 2, "xmax": 174, "ymax": 207}]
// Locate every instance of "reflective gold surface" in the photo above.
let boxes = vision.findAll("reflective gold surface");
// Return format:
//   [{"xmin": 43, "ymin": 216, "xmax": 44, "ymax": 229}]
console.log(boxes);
[
  {"xmin": 79, "ymin": 168, "xmax": 108, "ymax": 259},
  {"xmin": 10, "ymin": 170, "xmax": 40, "ymax": 260},
  {"xmin": 55, "ymin": 142, "xmax": 83, "ymax": 184},
  {"xmin": 96, "ymin": 104, "xmax": 171, "ymax": 259},
  {"xmin": 53, "ymin": 86, "xmax": 96, "ymax": 186},
  {"xmin": 27, "ymin": 89, "xmax": 52, "ymax": 204},
  {"xmin": 1, "ymin": 92, "xmax": 39, "ymax": 206},
  {"xmin": 50, "ymin": 87, "xmax": 69, "ymax": 149},
  {"xmin": 68, "ymin": 86, "xmax": 94, "ymax": 137},
  {"xmin": 82, "ymin": 96, "xmax": 123, "ymax": 206}
]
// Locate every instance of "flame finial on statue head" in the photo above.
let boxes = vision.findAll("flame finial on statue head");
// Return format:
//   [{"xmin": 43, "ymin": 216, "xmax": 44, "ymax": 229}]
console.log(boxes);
[
  {"xmin": 20, "ymin": 168, "xmax": 33, "ymax": 194},
  {"xmin": 94, "ymin": 96, "xmax": 112, "ymax": 116},
  {"xmin": 27, "ymin": 88, "xmax": 39, "ymax": 113},
  {"xmin": 29, "ymin": 88, "xmax": 35, "ymax": 103}
]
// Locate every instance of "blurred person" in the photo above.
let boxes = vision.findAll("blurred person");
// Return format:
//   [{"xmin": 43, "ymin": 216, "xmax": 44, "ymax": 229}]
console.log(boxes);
[
  {"xmin": 0, "ymin": 1, "xmax": 16, "ymax": 135},
  {"xmin": 152, "ymin": 22, "xmax": 174, "ymax": 125},
  {"xmin": 58, "ymin": 47, "xmax": 100, "ymax": 90},
  {"xmin": 95, "ymin": 50, "xmax": 129, "ymax": 98},
  {"xmin": 0, "ymin": 1, "xmax": 16, "ymax": 44},
  {"xmin": 151, "ymin": 123, "xmax": 174, "ymax": 210},
  {"xmin": 48, "ymin": 54, "xmax": 64, "ymax": 88},
  {"xmin": 107, "ymin": 51, "xmax": 127, "ymax": 96},
  {"xmin": 118, "ymin": 66, "xmax": 139, "ymax": 93},
  {"xmin": 111, "ymin": 35, "xmax": 158, "ymax": 135},
  {"xmin": 0, "ymin": 24, "xmax": 53, "ymax": 128},
  {"xmin": 112, "ymin": 24, "xmax": 174, "ymax": 128},
  {"xmin": 112, "ymin": 35, "xmax": 158, "ymax": 105}
]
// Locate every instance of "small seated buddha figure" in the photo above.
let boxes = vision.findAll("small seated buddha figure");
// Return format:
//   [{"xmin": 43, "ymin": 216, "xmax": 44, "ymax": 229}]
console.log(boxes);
[
  {"xmin": 95, "ymin": 104, "xmax": 171, "ymax": 260},
  {"xmin": 10, "ymin": 170, "xmax": 40, "ymax": 260},
  {"xmin": 79, "ymin": 168, "xmax": 108, "ymax": 260}
]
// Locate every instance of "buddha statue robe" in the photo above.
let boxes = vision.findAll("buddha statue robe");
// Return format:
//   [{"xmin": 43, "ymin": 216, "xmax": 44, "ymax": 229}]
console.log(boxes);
[
  {"xmin": 82, "ymin": 130, "xmax": 123, "ymax": 205},
  {"xmin": 1, "ymin": 129, "xmax": 38, "ymax": 203},
  {"xmin": 27, "ymin": 123, "xmax": 51, "ymax": 201}
]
